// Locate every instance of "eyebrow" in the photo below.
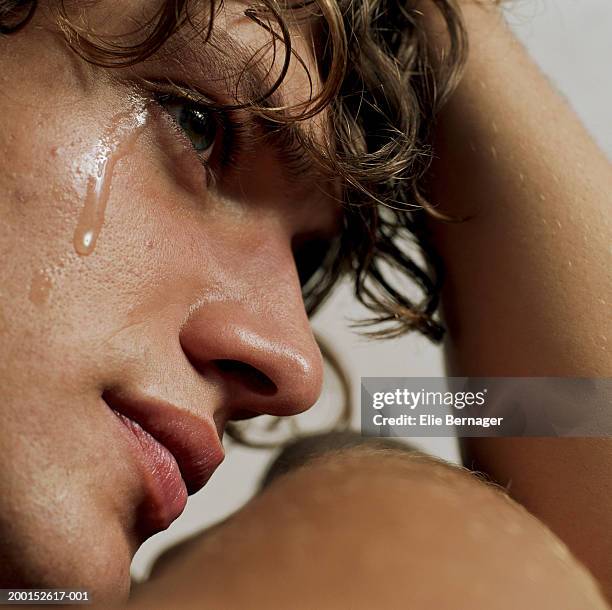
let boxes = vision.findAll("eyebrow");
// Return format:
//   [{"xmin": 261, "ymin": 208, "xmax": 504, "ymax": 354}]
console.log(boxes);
[{"xmin": 156, "ymin": 22, "xmax": 303, "ymax": 113}]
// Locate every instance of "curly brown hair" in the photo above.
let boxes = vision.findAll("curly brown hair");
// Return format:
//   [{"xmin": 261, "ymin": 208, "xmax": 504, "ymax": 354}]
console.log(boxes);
[{"xmin": 0, "ymin": 0, "xmax": 466, "ymax": 342}]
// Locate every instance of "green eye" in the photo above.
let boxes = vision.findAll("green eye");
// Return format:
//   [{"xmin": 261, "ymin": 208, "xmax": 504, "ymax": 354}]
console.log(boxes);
[{"xmin": 161, "ymin": 98, "xmax": 218, "ymax": 154}]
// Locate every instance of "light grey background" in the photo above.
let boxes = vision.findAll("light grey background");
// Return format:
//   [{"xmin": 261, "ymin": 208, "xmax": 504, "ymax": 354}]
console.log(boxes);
[{"xmin": 131, "ymin": 0, "xmax": 612, "ymax": 579}]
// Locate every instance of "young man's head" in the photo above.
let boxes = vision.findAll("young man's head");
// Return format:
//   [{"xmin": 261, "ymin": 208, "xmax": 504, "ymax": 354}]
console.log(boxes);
[{"xmin": 0, "ymin": 0, "xmax": 463, "ymax": 601}]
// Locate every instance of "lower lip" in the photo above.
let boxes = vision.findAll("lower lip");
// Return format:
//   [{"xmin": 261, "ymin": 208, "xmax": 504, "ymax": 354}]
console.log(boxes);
[{"xmin": 112, "ymin": 410, "xmax": 188, "ymax": 535}]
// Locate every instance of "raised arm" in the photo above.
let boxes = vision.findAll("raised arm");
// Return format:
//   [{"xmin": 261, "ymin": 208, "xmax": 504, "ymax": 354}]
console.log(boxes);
[{"xmin": 422, "ymin": 0, "xmax": 612, "ymax": 597}]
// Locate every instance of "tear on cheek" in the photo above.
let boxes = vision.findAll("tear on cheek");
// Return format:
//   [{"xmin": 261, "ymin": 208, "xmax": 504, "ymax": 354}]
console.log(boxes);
[{"xmin": 73, "ymin": 99, "xmax": 148, "ymax": 257}]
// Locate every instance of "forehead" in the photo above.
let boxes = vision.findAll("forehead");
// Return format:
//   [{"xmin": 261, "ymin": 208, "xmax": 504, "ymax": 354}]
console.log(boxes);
[
  {"xmin": 80, "ymin": 0, "xmax": 323, "ymax": 110},
  {"xmin": 214, "ymin": 0, "xmax": 322, "ymax": 109}
]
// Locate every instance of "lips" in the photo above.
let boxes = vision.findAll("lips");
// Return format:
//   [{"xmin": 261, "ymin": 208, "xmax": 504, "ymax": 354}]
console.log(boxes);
[{"xmin": 103, "ymin": 389, "xmax": 224, "ymax": 536}]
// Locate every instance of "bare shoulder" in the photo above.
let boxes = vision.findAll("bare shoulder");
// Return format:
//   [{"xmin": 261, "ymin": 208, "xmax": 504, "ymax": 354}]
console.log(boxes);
[{"xmin": 128, "ymin": 441, "xmax": 609, "ymax": 610}]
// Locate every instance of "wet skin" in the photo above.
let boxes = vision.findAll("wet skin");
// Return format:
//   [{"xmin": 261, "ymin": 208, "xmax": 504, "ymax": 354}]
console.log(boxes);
[{"xmin": 0, "ymin": 0, "xmax": 337, "ymax": 602}]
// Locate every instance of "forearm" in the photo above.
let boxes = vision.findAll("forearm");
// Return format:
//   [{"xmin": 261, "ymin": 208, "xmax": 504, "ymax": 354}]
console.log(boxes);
[
  {"xmin": 425, "ymin": 1, "xmax": 610, "ymax": 373},
  {"xmin": 422, "ymin": 0, "xmax": 611, "ymax": 595}
]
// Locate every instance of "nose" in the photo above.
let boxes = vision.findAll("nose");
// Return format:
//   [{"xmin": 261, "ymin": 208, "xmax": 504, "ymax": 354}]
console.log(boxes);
[{"xmin": 178, "ymin": 266, "xmax": 324, "ymax": 419}]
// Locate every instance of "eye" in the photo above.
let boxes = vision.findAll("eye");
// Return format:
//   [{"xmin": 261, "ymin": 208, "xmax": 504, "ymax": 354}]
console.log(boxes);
[{"xmin": 158, "ymin": 96, "xmax": 218, "ymax": 156}]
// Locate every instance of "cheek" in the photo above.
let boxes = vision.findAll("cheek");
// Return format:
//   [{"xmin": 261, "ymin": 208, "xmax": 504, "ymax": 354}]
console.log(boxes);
[
  {"xmin": 0, "ymin": 84, "xmax": 213, "ymax": 348},
  {"xmin": 0, "ymin": 90, "xmax": 166, "ymax": 391}
]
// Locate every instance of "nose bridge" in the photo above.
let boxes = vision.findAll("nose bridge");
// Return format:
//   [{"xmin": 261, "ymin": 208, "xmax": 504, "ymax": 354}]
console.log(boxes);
[{"xmin": 179, "ymin": 249, "xmax": 324, "ymax": 418}]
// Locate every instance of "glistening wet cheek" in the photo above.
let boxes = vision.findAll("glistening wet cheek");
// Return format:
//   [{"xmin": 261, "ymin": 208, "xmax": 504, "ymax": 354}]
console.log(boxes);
[{"xmin": 72, "ymin": 97, "xmax": 148, "ymax": 257}]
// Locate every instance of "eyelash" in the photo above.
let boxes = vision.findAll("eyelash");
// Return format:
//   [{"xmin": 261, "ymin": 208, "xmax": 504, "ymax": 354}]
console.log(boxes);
[
  {"xmin": 152, "ymin": 85, "xmax": 311, "ymax": 183},
  {"xmin": 153, "ymin": 89, "xmax": 250, "ymax": 184}
]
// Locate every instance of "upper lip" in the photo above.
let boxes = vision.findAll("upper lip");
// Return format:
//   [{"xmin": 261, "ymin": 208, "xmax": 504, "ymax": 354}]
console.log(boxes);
[{"xmin": 103, "ymin": 388, "xmax": 225, "ymax": 494}]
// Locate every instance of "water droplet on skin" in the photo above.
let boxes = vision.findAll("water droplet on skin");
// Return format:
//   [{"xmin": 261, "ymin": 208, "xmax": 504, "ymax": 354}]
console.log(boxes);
[
  {"xmin": 73, "ymin": 99, "xmax": 147, "ymax": 256},
  {"xmin": 82, "ymin": 230, "xmax": 94, "ymax": 249},
  {"xmin": 503, "ymin": 519, "xmax": 522, "ymax": 536},
  {"xmin": 549, "ymin": 539, "xmax": 570, "ymax": 562},
  {"xmin": 29, "ymin": 269, "xmax": 53, "ymax": 306},
  {"xmin": 467, "ymin": 519, "xmax": 486, "ymax": 539},
  {"xmin": 524, "ymin": 561, "xmax": 542, "ymax": 582},
  {"xmin": 490, "ymin": 145, "xmax": 498, "ymax": 160},
  {"xmin": 14, "ymin": 189, "xmax": 28, "ymax": 205}
]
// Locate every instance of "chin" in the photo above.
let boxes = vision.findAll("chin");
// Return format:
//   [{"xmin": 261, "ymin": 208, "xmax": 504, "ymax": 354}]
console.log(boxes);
[{"xmin": 0, "ymin": 503, "xmax": 134, "ymax": 607}]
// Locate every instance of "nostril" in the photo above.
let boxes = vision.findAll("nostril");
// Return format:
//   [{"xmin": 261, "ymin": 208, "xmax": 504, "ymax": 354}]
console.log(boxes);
[{"xmin": 213, "ymin": 359, "xmax": 277, "ymax": 396}]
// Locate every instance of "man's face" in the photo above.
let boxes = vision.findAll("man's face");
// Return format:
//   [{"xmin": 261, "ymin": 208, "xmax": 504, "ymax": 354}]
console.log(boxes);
[{"xmin": 0, "ymin": 0, "xmax": 335, "ymax": 600}]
